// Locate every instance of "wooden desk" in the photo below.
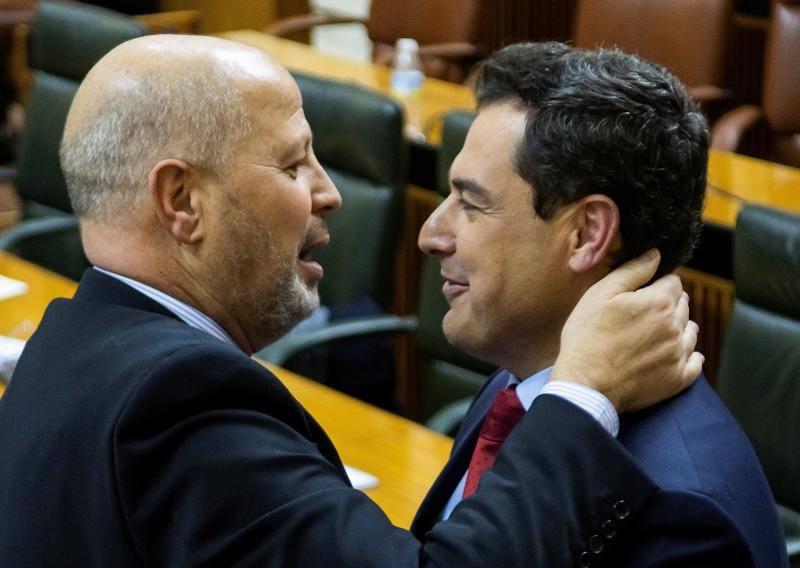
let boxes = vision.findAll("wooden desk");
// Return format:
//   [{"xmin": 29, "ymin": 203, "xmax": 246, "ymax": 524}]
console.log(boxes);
[
  {"xmin": 706, "ymin": 150, "xmax": 800, "ymax": 229},
  {"xmin": 216, "ymin": 30, "xmax": 476, "ymax": 143},
  {"xmin": 0, "ymin": 251, "xmax": 451, "ymax": 528}
]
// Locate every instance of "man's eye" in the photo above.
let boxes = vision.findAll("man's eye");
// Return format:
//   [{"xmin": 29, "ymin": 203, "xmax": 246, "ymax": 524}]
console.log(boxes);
[
  {"xmin": 285, "ymin": 165, "xmax": 299, "ymax": 179},
  {"xmin": 459, "ymin": 198, "xmax": 478, "ymax": 211}
]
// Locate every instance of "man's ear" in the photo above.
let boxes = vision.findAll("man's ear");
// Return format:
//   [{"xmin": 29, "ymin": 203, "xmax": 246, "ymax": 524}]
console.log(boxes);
[
  {"xmin": 567, "ymin": 195, "xmax": 620, "ymax": 274},
  {"xmin": 148, "ymin": 159, "xmax": 204, "ymax": 245}
]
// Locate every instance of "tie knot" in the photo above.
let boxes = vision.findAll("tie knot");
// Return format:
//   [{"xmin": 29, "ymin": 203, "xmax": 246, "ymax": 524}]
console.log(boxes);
[{"xmin": 481, "ymin": 385, "xmax": 526, "ymax": 442}]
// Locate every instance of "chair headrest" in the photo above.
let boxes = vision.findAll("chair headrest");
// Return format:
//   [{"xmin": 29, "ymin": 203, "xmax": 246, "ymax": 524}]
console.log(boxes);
[
  {"xmin": 292, "ymin": 72, "xmax": 405, "ymax": 188},
  {"xmin": 30, "ymin": 1, "xmax": 145, "ymax": 81},
  {"xmin": 734, "ymin": 204, "xmax": 800, "ymax": 319},
  {"xmin": 437, "ymin": 110, "xmax": 475, "ymax": 196}
]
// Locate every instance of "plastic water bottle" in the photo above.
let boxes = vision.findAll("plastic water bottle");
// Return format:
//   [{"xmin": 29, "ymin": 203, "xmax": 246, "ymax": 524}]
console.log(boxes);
[{"xmin": 391, "ymin": 38, "xmax": 424, "ymax": 95}]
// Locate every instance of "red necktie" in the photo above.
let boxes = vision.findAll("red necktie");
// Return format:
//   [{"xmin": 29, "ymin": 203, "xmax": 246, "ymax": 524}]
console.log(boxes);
[{"xmin": 462, "ymin": 385, "xmax": 526, "ymax": 498}]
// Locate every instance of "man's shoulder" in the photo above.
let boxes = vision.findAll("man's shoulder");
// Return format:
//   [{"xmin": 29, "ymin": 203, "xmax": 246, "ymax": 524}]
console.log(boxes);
[
  {"xmin": 619, "ymin": 376, "xmax": 764, "ymax": 492},
  {"xmin": 618, "ymin": 376, "xmax": 786, "ymax": 566}
]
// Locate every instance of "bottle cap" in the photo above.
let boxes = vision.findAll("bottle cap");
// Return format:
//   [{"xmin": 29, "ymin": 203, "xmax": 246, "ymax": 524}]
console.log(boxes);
[{"xmin": 396, "ymin": 38, "xmax": 419, "ymax": 52}]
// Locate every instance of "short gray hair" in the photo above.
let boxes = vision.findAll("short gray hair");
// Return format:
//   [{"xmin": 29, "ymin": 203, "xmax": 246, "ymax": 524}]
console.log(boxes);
[{"xmin": 61, "ymin": 65, "xmax": 251, "ymax": 218}]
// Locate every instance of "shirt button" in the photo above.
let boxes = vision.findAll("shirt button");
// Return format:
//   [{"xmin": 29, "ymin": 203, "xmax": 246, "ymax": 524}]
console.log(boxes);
[
  {"xmin": 589, "ymin": 534, "xmax": 604, "ymax": 554},
  {"xmin": 578, "ymin": 551, "xmax": 594, "ymax": 567},
  {"xmin": 613, "ymin": 499, "xmax": 630, "ymax": 520}
]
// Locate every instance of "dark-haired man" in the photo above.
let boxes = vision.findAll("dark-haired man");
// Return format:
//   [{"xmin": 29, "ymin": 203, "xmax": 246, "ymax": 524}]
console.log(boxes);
[{"xmin": 415, "ymin": 42, "xmax": 787, "ymax": 567}]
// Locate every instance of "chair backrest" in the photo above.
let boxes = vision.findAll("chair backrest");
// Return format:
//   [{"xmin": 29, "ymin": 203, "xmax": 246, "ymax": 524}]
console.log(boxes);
[
  {"xmin": 367, "ymin": 0, "xmax": 480, "ymax": 47},
  {"xmin": 15, "ymin": 1, "xmax": 145, "ymax": 214},
  {"xmin": 573, "ymin": 0, "xmax": 732, "ymax": 88},
  {"xmin": 762, "ymin": 0, "xmax": 800, "ymax": 167},
  {"xmin": 12, "ymin": 1, "xmax": 144, "ymax": 279},
  {"xmin": 716, "ymin": 204, "xmax": 800, "ymax": 513},
  {"xmin": 292, "ymin": 72, "xmax": 406, "ymax": 310},
  {"xmin": 417, "ymin": 110, "xmax": 495, "ymax": 419},
  {"xmin": 367, "ymin": 0, "xmax": 482, "ymax": 82}
]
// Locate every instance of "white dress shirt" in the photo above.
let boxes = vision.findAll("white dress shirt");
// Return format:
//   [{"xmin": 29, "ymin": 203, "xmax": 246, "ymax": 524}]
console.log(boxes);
[{"xmin": 439, "ymin": 367, "xmax": 619, "ymax": 520}]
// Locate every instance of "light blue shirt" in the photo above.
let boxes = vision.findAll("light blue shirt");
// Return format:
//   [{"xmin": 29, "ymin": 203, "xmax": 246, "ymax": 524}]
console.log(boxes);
[{"xmin": 439, "ymin": 367, "xmax": 619, "ymax": 521}]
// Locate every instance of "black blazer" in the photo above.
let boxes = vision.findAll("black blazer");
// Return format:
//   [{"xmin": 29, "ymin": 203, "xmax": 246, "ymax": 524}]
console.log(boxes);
[
  {"xmin": 413, "ymin": 370, "xmax": 788, "ymax": 567},
  {"xmin": 0, "ymin": 269, "xmax": 657, "ymax": 567}
]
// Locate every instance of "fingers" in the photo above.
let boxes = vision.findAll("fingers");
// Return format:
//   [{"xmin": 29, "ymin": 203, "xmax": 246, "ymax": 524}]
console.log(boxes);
[
  {"xmin": 595, "ymin": 248, "xmax": 661, "ymax": 297},
  {"xmin": 682, "ymin": 319, "xmax": 699, "ymax": 355},
  {"xmin": 682, "ymin": 351, "xmax": 705, "ymax": 385},
  {"xmin": 676, "ymin": 292, "xmax": 690, "ymax": 327}
]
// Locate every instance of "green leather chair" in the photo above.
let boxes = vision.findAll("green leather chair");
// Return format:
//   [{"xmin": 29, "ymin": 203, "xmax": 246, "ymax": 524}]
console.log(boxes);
[
  {"xmin": 716, "ymin": 204, "xmax": 800, "ymax": 564},
  {"xmin": 260, "ymin": 109, "xmax": 494, "ymax": 425},
  {"xmin": 256, "ymin": 73, "xmax": 407, "ymax": 402},
  {"xmin": 0, "ymin": 1, "xmax": 145, "ymax": 280},
  {"xmin": 292, "ymin": 72, "xmax": 406, "ymax": 310}
]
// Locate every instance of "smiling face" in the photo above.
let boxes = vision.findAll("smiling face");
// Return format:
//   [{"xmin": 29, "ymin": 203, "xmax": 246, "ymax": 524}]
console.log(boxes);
[
  {"xmin": 419, "ymin": 102, "xmax": 581, "ymax": 376},
  {"xmin": 203, "ymin": 70, "xmax": 341, "ymax": 349}
]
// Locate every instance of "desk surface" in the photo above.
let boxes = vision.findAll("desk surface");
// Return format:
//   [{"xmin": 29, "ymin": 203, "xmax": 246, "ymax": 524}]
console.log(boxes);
[
  {"xmin": 706, "ymin": 150, "xmax": 800, "ymax": 228},
  {"xmin": 0, "ymin": 252, "xmax": 451, "ymax": 528},
  {"xmin": 216, "ymin": 30, "xmax": 476, "ymax": 142}
]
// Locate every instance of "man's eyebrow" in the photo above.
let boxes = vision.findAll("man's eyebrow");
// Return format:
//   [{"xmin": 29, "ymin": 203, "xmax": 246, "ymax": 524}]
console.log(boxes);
[{"xmin": 451, "ymin": 177, "xmax": 493, "ymax": 203}]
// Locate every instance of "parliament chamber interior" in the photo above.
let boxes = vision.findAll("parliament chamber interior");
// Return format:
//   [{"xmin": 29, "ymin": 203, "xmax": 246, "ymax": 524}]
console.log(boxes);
[{"xmin": 0, "ymin": 0, "xmax": 798, "ymax": 563}]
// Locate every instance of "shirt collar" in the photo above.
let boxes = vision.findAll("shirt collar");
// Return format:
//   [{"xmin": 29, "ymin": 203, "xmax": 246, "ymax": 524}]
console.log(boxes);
[
  {"xmin": 507, "ymin": 366, "xmax": 553, "ymax": 411},
  {"xmin": 92, "ymin": 267, "xmax": 236, "ymax": 347}
]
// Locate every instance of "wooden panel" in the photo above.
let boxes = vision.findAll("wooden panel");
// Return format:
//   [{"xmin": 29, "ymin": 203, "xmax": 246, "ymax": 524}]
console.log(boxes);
[
  {"xmin": 478, "ymin": 0, "xmax": 577, "ymax": 50},
  {"xmin": 727, "ymin": 14, "xmax": 768, "ymax": 106},
  {"xmin": 393, "ymin": 185, "xmax": 439, "ymax": 416},
  {"xmin": 675, "ymin": 266, "xmax": 735, "ymax": 384}
]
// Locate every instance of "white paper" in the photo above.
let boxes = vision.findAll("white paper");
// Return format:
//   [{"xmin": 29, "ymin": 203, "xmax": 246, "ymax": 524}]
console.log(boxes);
[
  {"xmin": 344, "ymin": 464, "xmax": 379, "ymax": 490},
  {"xmin": 0, "ymin": 335, "xmax": 26, "ymax": 382},
  {"xmin": 0, "ymin": 274, "xmax": 28, "ymax": 302}
]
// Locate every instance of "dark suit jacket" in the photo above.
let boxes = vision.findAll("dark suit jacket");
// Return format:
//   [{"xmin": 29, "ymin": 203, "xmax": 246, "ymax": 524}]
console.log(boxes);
[
  {"xmin": 0, "ymin": 269, "xmax": 658, "ymax": 567},
  {"xmin": 412, "ymin": 370, "xmax": 789, "ymax": 567}
]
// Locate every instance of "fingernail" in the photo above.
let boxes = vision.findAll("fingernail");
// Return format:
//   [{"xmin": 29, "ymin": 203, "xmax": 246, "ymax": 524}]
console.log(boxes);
[{"xmin": 646, "ymin": 249, "xmax": 659, "ymax": 261}]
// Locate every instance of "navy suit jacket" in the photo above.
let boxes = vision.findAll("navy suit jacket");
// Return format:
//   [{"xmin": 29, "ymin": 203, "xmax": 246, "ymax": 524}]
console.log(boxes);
[
  {"xmin": 412, "ymin": 370, "xmax": 789, "ymax": 567},
  {"xmin": 1, "ymin": 270, "xmax": 660, "ymax": 566}
]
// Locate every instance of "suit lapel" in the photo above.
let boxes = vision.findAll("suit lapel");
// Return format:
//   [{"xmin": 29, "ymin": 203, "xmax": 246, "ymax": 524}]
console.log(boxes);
[{"xmin": 411, "ymin": 370, "xmax": 511, "ymax": 537}]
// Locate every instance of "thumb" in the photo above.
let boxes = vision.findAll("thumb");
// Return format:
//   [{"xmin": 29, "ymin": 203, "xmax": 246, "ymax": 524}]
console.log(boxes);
[{"xmin": 593, "ymin": 249, "xmax": 661, "ymax": 297}]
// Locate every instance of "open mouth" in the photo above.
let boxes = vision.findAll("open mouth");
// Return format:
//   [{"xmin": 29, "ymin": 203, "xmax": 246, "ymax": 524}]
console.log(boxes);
[{"xmin": 297, "ymin": 234, "xmax": 330, "ymax": 281}]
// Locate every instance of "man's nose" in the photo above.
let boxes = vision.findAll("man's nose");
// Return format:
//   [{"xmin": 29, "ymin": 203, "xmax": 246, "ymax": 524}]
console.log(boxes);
[
  {"xmin": 418, "ymin": 199, "xmax": 455, "ymax": 257},
  {"xmin": 312, "ymin": 163, "xmax": 341, "ymax": 216}
]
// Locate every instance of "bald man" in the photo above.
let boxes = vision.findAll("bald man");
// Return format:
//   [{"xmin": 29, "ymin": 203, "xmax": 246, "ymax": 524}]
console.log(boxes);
[{"xmin": 0, "ymin": 36, "xmax": 701, "ymax": 566}]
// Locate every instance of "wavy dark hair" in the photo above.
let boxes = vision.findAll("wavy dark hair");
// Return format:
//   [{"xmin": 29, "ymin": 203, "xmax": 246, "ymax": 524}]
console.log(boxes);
[{"xmin": 475, "ymin": 42, "xmax": 708, "ymax": 276}]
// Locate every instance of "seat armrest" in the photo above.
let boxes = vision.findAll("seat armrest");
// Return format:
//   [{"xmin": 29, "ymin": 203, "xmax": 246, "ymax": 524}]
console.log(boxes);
[
  {"xmin": 374, "ymin": 42, "xmax": 484, "ymax": 67},
  {"xmin": 0, "ymin": 215, "xmax": 79, "ymax": 251},
  {"xmin": 425, "ymin": 396, "xmax": 472, "ymax": 435},
  {"xmin": 686, "ymin": 84, "xmax": 733, "ymax": 104},
  {"xmin": 418, "ymin": 42, "xmax": 484, "ymax": 60},
  {"xmin": 711, "ymin": 105, "xmax": 764, "ymax": 153},
  {"xmin": 265, "ymin": 13, "xmax": 363, "ymax": 37},
  {"xmin": 779, "ymin": 504, "xmax": 800, "ymax": 557},
  {"xmin": 255, "ymin": 314, "xmax": 418, "ymax": 366}
]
